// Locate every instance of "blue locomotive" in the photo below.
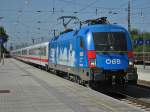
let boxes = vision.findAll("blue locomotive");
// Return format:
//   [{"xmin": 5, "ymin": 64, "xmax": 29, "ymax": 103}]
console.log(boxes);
[
  {"xmin": 11, "ymin": 17, "xmax": 137, "ymax": 86},
  {"xmin": 48, "ymin": 17, "xmax": 138, "ymax": 86}
]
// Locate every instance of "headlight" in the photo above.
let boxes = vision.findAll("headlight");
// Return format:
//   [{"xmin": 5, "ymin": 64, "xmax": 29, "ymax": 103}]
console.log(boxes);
[
  {"xmin": 90, "ymin": 59, "xmax": 96, "ymax": 66},
  {"xmin": 88, "ymin": 58, "xmax": 96, "ymax": 68},
  {"xmin": 129, "ymin": 61, "xmax": 134, "ymax": 66}
]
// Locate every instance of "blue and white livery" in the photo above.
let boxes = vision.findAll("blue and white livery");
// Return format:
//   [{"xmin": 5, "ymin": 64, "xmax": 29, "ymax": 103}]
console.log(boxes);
[{"xmin": 48, "ymin": 18, "xmax": 138, "ymax": 85}]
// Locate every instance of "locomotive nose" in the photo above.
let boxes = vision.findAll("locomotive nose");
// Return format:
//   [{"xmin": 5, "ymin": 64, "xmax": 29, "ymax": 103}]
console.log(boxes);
[{"xmin": 96, "ymin": 53, "xmax": 128, "ymax": 70}]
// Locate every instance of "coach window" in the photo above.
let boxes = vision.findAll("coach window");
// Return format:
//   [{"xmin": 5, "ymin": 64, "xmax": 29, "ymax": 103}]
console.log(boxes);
[
  {"xmin": 22, "ymin": 50, "xmax": 27, "ymax": 55},
  {"xmin": 80, "ymin": 38, "xmax": 85, "ymax": 49},
  {"xmin": 44, "ymin": 47, "xmax": 46, "ymax": 56},
  {"xmin": 29, "ymin": 49, "xmax": 32, "ymax": 55},
  {"xmin": 40, "ymin": 47, "xmax": 46, "ymax": 56},
  {"xmin": 18, "ymin": 51, "xmax": 21, "ymax": 55},
  {"xmin": 40, "ymin": 47, "xmax": 43, "ymax": 56},
  {"xmin": 25, "ymin": 50, "xmax": 27, "ymax": 55}
]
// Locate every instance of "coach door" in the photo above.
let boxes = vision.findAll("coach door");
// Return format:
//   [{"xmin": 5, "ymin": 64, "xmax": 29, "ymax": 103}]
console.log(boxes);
[
  {"xmin": 77, "ymin": 36, "xmax": 89, "ymax": 80},
  {"xmin": 77, "ymin": 36, "xmax": 85, "ymax": 67}
]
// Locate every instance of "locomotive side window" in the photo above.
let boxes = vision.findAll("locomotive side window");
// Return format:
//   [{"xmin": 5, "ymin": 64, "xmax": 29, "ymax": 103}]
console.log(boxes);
[
  {"xmin": 93, "ymin": 32, "xmax": 127, "ymax": 52},
  {"xmin": 80, "ymin": 38, "xmax": 85, "ymax": 49}
]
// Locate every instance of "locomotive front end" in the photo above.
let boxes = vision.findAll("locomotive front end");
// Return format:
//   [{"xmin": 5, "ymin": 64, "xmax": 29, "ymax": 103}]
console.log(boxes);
[{"xmin": 85, "ymin": 25, "xmax": 137, "ymax": 85}]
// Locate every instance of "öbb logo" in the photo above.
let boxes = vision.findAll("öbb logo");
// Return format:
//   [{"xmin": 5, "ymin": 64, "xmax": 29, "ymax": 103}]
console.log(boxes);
[{"xmin": 106, "ymin": 59, "xmax": 121, "ymax": 64}]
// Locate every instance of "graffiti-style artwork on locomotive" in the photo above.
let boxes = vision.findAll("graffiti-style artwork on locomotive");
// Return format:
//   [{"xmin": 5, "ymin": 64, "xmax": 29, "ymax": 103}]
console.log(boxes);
[{"xmin": 56, "ymin": 43, "xmax": 76, "ymax": 66}]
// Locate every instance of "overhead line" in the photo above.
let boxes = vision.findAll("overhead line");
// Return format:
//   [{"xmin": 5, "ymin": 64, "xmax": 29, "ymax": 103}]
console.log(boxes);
[{"xmin": 77, "ymin": 0, "xmax": 98, "ymax": 13}]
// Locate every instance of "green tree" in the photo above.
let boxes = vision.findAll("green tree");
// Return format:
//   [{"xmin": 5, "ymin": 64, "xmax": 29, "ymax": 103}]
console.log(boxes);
[
  {"xmin": 0, "ymin": 26, "xmax": 8, "ymax": 43},
  {"xmin": 130, "ymin": 29, "xmax": 150, "ymax": 52},
  {"xmin": 130, "ymin": 28, "xmax": 139, "ymax": 40},
  {"xmin": 0, "ymin": 26, "xmax": 9, "ymax": 53}
]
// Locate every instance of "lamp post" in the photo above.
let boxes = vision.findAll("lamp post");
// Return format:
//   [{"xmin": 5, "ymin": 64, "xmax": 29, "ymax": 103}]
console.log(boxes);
[
  {"xmin": 141, "ymin": 10, "xmax": 145, "ymax": 69},
  {"xmin": 0, "ymin": 38, "xmax": 3, "ymax": 62},
  {"xmin": 0, "ymin": 17, "xmax": 4, "ymax": 62}
]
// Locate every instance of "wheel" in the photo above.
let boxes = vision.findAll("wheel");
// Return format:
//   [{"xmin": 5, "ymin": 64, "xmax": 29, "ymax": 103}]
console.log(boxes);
[
  {"xmin": 45, "ymin": 65, "xmax": 49, "ymax": 71},
  {"xmin": 128, "ymin": 80, "xmax": 137, "ymax": 85}
]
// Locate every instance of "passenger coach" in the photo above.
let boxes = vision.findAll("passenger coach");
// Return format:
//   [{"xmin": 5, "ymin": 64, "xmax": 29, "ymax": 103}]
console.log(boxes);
[{"xmin": 11, "ymin": 42, "xmax": 49, "ymax": 68}]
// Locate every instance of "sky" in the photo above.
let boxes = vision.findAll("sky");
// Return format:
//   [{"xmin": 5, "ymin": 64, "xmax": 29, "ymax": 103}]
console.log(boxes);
[{"xmin": 0, "ymin": 0, "xmax": 150, "ymax": 49}]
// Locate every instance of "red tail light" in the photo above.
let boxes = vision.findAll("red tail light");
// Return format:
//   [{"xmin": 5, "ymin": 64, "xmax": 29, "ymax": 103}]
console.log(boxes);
[
  {"xmin": 128, "ymin": 51, "xmax": 133, "ymax": 58},
  {"xmin": 87, "ymin": 50, "xmax": 96, "ymax": 58},
  {"xmin": 87, "ymin": 50, "xmax": 96, "ymax": 68}
]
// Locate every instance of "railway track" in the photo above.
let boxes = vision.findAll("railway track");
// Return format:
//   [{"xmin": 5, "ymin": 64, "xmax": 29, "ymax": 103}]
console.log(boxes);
[
  {"xmin": 105, "ymin": 84, "xmax": 150, "ymax": 112},
  {"xmin": 116, "ymin": 92, "xmax": 150, "ymax": 111},
  {"xmin": 138, "ymin": 80, "xmax": 150, "ymax": 88}
]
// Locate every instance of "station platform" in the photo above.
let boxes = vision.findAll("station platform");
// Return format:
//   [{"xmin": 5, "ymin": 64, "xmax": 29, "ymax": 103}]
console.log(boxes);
[
  {"xmin": 0, "ymin": 58, "xmax": 145, "ymax": 112},
  {"xmin": 135, "ymin": 65, "xmax": 150, "ymax": 82}
]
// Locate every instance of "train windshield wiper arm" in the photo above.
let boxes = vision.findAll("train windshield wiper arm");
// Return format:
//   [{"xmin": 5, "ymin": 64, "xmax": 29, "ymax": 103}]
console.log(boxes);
[{"xmin": 95, "ymin": 44, "xmax": 110, "ymax": 54}]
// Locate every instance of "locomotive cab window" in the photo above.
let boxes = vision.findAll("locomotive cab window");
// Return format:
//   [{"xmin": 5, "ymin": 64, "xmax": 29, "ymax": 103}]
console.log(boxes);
[{"xmin": 93, "ymin": 32, "xmax": 127, "ymax": 53}]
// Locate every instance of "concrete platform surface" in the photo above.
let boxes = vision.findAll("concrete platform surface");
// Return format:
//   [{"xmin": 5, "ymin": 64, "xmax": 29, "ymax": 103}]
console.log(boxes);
[
  {"xmin": 135, "ymin": 65, "xmax": 150, "ymax": 82},
  {"xmin": 0, "ymin": 59, "xmax": 145, "ymax": 112}
]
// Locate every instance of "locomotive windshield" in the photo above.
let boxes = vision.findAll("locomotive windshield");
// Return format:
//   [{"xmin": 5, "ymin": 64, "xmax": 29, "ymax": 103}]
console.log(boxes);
[{"xmin": 93, "ymin": 32, "xmax": 127, "ymax": 53}]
